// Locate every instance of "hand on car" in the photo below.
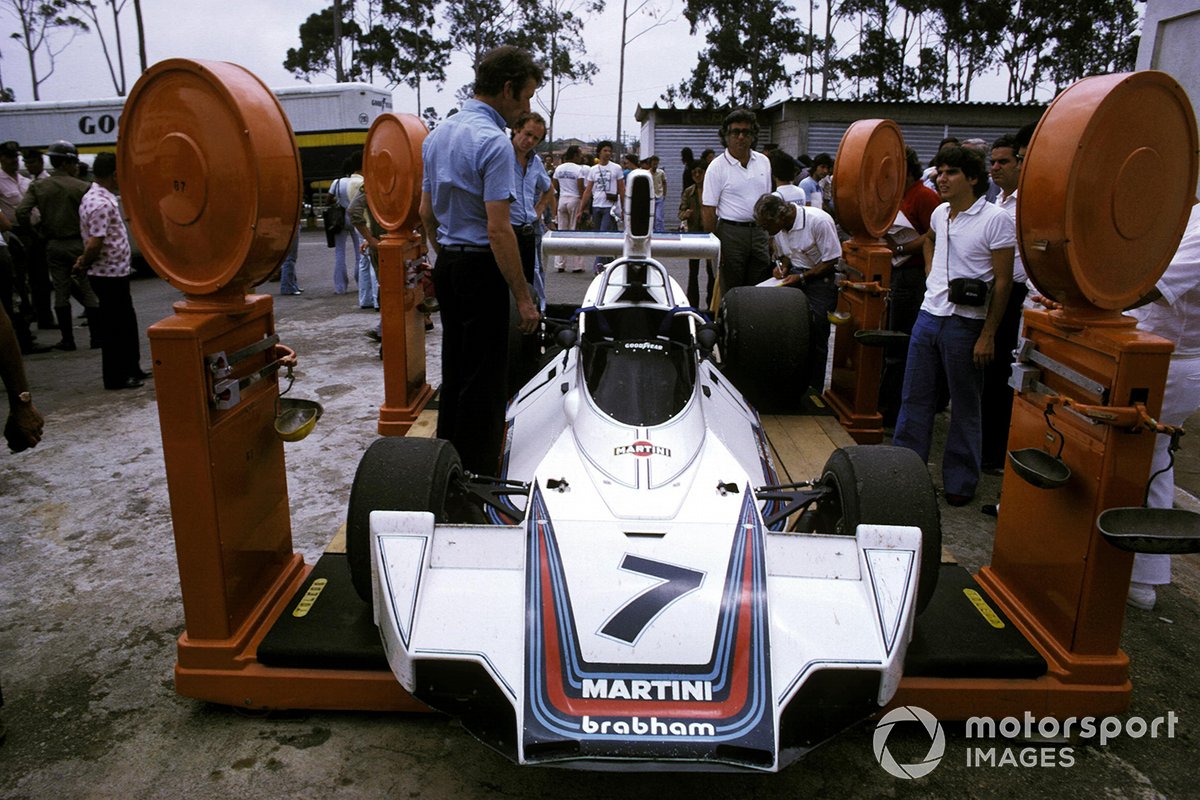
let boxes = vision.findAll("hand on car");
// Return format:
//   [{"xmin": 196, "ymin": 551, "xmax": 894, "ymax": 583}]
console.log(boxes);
[{"xmin": 516, "ymin": 297, "xmax": 540, "ymax": 334}]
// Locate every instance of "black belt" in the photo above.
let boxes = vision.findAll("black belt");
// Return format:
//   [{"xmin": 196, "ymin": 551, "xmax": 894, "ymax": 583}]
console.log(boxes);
[
  {"xmin": 442, "ymin": 244, "xmax": 491, "ymax": 253},
  {"xmin": 718, "ymin": 219, "xmax": 757, "ymax": 228},
  {"xmin": 513, "ymin": 223, "xmax": 536, "ymax": 236}
]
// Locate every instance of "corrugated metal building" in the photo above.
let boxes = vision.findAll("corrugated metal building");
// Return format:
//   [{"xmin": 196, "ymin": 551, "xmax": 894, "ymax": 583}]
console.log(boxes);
[{"xmin": 637, "ymin": 98, "xmax": 1046, "ymax": 230}]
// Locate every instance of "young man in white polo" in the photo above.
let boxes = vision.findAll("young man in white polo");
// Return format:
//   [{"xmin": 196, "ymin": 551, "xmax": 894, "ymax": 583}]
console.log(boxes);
[{"xmin": 892, "ymin": 146, "xmax": 1015, "ymax": 507}]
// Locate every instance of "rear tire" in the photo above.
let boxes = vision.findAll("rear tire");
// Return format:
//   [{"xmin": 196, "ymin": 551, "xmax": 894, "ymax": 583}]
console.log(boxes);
[
  {"xmin": 809, "ymin": 445, "xmax": 942, "ymax": 612},
  {"xmin": 720, "ymin": 286, "xmax": 809, "ymax": 412},
  {"xmin": 346, "ymin": 437, "xmax": 463, "ymax": 602}
]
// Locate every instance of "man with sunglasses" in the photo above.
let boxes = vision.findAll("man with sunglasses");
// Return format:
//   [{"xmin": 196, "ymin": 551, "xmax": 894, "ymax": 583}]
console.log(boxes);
[{"xmin": 701, "ymin": 109, "xmax": 773, "ymax": 293}]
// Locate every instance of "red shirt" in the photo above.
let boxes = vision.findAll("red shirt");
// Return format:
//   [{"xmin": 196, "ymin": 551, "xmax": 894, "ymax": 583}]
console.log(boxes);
[{"xmin": 897, "ymin": 180, "xmax": 940, "ymax": 270}]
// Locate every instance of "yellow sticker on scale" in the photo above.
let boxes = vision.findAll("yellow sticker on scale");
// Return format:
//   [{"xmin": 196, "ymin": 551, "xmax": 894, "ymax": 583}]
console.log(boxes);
[
  {"xmin": 963, "ymin": 588, "xmax": 1005, "ymax": 629},
  {"xmin": 293, "ymin": 578, "xmax": 328, "ymax": 618}
]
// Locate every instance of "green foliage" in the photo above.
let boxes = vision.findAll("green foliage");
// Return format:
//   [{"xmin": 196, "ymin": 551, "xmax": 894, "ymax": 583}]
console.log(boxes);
[
  {"xmin": 358, "ymin": 0, "xmax": 451, "ymax": 111},
  {"xmin": 666, "ymin": 0, "xmax": 1142, "ymax": 107},
  {"xmin": 674, "ymin": 0, "xmax": 804, "ymax": 108},
  {"xmin": 507, "ymin": 0, "xmax": 600, "ymax": 141},
  {"xmin": 283, "ymin": 6, "xmax": 364, "ymax": 81},
  {"xmin": 1040, "ymin": 0, "xmax": 1140, "ymax": 91}
]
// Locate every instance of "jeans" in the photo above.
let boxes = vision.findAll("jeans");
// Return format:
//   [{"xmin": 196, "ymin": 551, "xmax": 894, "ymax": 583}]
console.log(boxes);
[
  {"xmin": 279, "ymin": 227, "xmax": 301, "ymax": 294},
  {"xmin": 893, "ymin": 310, "xmax": 985, "ymax": 498},
  {"xmin": 333, "ymin": 227, "xmax": 361, "ymax": 293},
  {"xmin": 592, "ymin": 206, "xmax": 618, "ymax": 271},
  {"xmin": 357, "ymin": 249, "xmax": 377, "ymax": 308}
]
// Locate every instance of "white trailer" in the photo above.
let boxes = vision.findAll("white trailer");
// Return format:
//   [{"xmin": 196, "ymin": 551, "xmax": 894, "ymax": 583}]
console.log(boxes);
[{"xmin": 0, "ymin": 82, "xmax": 393, "ymax": 194}]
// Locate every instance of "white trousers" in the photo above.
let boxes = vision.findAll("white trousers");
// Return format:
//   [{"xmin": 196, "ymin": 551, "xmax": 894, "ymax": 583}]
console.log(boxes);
[
  {"xmin": 1131, "ymin": 353, "xmax": 1200, "ymax": 585},
  {"xmin": 555, "ymin": 197, "xmax": 582, "ymax": 272}
]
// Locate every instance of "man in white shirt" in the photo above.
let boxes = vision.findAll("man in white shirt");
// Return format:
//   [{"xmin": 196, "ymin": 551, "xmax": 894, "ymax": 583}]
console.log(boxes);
[
  {"xmin": 754, "ymin": 192, "xmax": 843, "ymax": 393},
  {"xmin": 579, "ymin": 140, "xmax": 624, "ymax": 273},
  {"xmin": 1125, "ymin": 201, "xmax": 1200, "ymax": 611},
  {"xmin": 701, "ymin": 109, "xmax": 773, "ymax": 292},
  {"xmin": 552, "ymin": 145, "xmax": 585, "ymax": 272},
  {"xmin": 980, "ymin": 133, "xmax": 1030, "ymax": 472},
  {"xmin": 893, "ymin": 146, "xmax": 1015, "ymax": 507}
]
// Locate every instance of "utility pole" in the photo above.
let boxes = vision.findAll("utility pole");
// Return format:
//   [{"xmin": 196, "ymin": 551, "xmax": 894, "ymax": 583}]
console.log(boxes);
[{"xmin": 615, "ymin": 0, "xmax": 629, "ymax": 155}]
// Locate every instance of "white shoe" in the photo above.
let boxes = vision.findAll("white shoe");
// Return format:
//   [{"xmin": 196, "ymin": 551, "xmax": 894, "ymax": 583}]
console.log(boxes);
[{"xmin": 1127, "ymin": 582, "xmax": 1157, "ymax": 611}]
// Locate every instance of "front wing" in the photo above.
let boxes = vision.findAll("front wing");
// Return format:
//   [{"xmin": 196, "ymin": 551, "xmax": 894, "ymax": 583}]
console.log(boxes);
[{"xmin": 370, "ymin": 488, "xmax": 921, "ymax": 772}]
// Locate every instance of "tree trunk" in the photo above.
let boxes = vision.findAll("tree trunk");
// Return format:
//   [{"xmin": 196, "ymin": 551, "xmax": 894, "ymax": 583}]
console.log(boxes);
[
  {"xmin": 111, "ymin": 0, "xmax": 127, "ymax": 95},
  {"xmin": 822, "ymin": 0, "xmax": 833, "ymax": 98},
  {"xmin": 133, "ymin": 0, "xmax": 147, "ymax": 72}
]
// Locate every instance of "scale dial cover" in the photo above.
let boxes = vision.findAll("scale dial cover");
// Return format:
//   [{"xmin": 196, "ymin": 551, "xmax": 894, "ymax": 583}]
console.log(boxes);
[
  {"xmin": 118, "ymin": 59, "xmax": 301, "ymax": 295},
  {"xmin": 1019, "ymin": 71, "xmax": 1198, "ymax": 311},
  {"xmin": 833, "ymin": 119, "xmax": 907, "ymax": 241},
  {"xmin": 364, "ymin": 113, "xmax": 427, "ymax": 233}
]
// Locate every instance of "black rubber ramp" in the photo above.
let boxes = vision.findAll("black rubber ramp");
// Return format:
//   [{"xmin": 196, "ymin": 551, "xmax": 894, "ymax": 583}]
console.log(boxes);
[{"xmin": 258, "ymin": 552, "xmax": 388, "ymax": 671}]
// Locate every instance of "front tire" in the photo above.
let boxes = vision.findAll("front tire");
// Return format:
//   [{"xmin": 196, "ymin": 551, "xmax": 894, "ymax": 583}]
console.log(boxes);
[
  {"xmin": 808, "ymin": 445, "xmax": 942, "ymax": 612},
  {"xmin": 346, "ymin": 437, "xmax": 463, "ymax": 602}
]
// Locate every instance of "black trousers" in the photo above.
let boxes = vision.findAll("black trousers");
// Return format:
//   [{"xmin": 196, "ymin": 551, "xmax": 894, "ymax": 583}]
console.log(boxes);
[
  {"xmin": 513, "ymin": 226, "xmax": 536, "ymax": 285},
  {"xmin": 90, "ymin": 274, "xmax": 141, "ymax": 388},
  {"xmin": 981, "ymin": 281, "xmax": 1029, "ymax": 466},
  {"xmin": 879, "ymin": 263, "xmax": 927, "ymax": 426},
  {"xmin": 433, "ymin": 248, "xmax": 511, "ymax": 476}
]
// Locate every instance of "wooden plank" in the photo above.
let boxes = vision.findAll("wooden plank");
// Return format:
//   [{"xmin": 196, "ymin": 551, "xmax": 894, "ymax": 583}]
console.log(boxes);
[
  {"xmin": 760, "ymin": 415, "xmax": 844, "ymax": 483},
  {"xmin": 407, "ymin": 407, "xmax": 438, "ymax": 438},
  {"xmin": 326, "ymin": 523, "xmax": 347, "ymax": 554}
]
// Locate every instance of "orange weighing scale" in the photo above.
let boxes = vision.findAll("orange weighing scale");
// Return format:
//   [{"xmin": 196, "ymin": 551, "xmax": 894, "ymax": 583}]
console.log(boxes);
[
  {"xmin": 125, "ymin": 59, "xmax": 428, "ymax": 710},
  {"xmin": 823, "ymin": 119, "xmax": 907, "ymax": 444}
]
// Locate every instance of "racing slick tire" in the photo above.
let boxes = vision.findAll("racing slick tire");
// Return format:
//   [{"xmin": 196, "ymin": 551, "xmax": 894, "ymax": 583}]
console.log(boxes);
[
  {"xmin": 720, "ymin": 286, "xmax": 809, "ymax": 412},
  {"xmin": 812, "ymin": 445, "xmax": 942, "ymax": 613},
  {"xmin": 346, "ymin": 437, "xmax": 463, "ymax": 602}
]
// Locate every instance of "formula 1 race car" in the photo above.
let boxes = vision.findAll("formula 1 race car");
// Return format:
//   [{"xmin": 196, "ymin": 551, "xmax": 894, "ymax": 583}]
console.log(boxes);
[{"xmin": 345, "ymin": 171, "xmax": 941, "ymax": 772}]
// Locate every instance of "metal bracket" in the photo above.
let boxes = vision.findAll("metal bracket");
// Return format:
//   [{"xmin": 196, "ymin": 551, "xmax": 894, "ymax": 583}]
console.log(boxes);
[
  {"xmin": 1012, "ymin": 338, "xmax": 1108, "ymax": 401},
  {"xmin": 205, "ymin": 334, "xmax": 282, "ymax": 410}
]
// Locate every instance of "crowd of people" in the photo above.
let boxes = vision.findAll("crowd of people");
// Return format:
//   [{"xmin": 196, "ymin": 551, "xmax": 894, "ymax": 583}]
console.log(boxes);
[{"xmin": 1, "ymin": 139, "xmax": 147, "ymax": 391}]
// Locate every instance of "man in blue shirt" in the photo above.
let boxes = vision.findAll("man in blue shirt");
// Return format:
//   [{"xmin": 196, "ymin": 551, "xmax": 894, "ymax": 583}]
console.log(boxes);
[
  {"xmin": 420, "ymin": 45, "xmax": 543, "ymax": 475},
  {"xmin": 509, "ymin": 111, "xmax": 553, "ymax": 308}
]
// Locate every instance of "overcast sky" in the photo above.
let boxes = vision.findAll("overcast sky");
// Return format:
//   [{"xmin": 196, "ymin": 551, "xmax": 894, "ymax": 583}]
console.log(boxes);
[{"xmin": 3, "ymin": 0, "xmax": 1025, "ymax": 141}]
